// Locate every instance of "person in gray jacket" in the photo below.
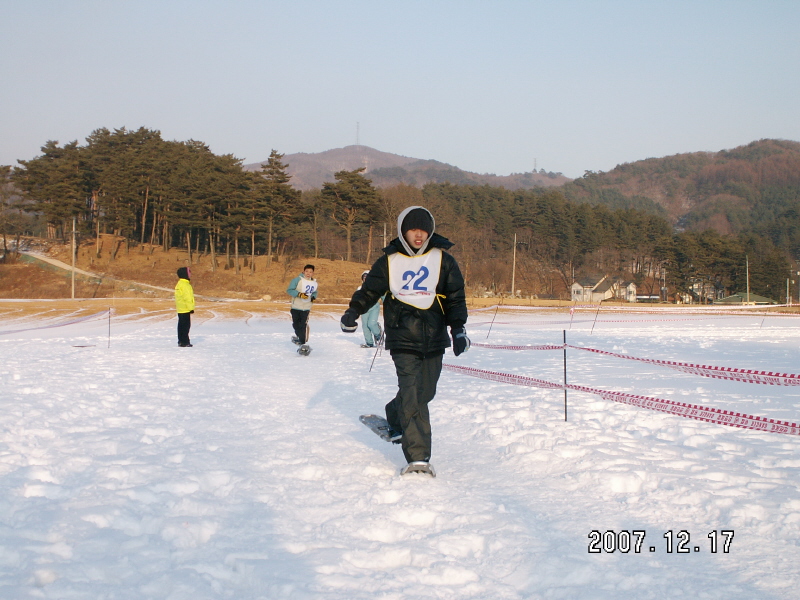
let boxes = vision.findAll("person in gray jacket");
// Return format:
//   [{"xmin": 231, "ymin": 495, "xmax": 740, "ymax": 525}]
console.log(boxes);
[{"xmin": 340, "ymin": 206, "xmax": 470, "ymax": 475}]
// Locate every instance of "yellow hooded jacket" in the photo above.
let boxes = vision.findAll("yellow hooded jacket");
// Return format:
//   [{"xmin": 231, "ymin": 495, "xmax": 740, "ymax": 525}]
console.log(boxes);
[{"xmin": 175, "ymin": 278, "xmax": 195, "ymax": 314}]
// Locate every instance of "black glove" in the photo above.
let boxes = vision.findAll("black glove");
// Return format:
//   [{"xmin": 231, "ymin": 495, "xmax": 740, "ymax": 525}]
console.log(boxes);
[
  {"xmin": 340, "ymin": 309, "xmax": 359, "ymax": 333},
  {"xmin": 451, "ymin": 326, "xmax": 470, "ymax": 356},
  {"xmin": 298, "ymin": 292, "xmax": 309, "ymax": 300},
  {"xmin": 190, "ymin": 310, "xmax": 194, "ymax": 314},
  {"xmin": 310, "ymin": 296, "xmax": 316, "ymax": 302}
]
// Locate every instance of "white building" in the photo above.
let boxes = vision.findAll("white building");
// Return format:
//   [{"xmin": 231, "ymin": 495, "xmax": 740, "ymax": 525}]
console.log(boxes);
[{"xmin": 571, "ymin": 276, "xmax": 637, "ymax": 303}]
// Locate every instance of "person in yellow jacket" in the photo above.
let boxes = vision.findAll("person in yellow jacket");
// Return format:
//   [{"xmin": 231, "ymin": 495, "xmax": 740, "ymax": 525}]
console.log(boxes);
[{"xmin": 175, "ymin": 266, "xmax": 195, "ymax": 347}]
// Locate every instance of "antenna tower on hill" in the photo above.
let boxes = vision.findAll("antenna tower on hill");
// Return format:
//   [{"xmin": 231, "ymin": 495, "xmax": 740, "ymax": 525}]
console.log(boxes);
[{"xmin": 356, "ymin": 122, "xmax": 368, "ymax": 172}]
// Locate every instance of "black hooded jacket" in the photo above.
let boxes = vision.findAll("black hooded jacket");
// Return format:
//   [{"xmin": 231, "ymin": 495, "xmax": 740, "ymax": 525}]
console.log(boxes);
[{"xmin": 347, "ymin": 233, "xmax": 468, "ymax": 355}]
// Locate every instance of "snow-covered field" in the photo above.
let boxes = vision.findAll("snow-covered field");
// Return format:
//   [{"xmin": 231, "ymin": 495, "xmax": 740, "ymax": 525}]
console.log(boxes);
[{"xmin": 1, "ymin": 303, "xmax": 799, "ymax": 599}]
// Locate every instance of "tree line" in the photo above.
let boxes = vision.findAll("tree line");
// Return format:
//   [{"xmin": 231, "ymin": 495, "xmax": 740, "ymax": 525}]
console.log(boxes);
[
  {"xmin": 1, "ymin": 127, "xmax": 792, "ymax": 300},
  {"xmin": 416, "ymin": 183, "xmax": 790, "ymax": 301},
  {"xmin": 562, "ymin": 139, "xmax": 800, "ymax": 260},
  {"xmin": 6, "ymin": 127, "xmax": 383, "ymax": 272}
]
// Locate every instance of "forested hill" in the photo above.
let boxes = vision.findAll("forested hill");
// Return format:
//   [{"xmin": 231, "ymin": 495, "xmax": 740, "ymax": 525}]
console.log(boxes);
[
  {"xmin": 5, "ymin": 127, "xmax": 796, "ymax": 300},
  {"xmin": 244, "ymin": 146, "xmax": 570, "ymax": 191},
  {"xmin": 561, "ymin": 139, "xmax": 800, "ymax": 236}
]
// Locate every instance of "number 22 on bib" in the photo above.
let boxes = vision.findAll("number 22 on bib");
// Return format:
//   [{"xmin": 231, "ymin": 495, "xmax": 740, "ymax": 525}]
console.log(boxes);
[{"xmin": 388, "ymin": 248, "xmax": 442, "ymax": 310}]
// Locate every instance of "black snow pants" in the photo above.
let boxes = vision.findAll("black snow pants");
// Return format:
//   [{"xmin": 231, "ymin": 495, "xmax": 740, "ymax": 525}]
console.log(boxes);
[
  {"xmin": 385, "ymin": 350, "xmax": 444, "ymax": 463},
  {"xmin": 177, "ymin": 312, "xmax": 191, "ymax": 346},
  {"xmin": 290, "ymin": 308, "xmax": 311, "ymax": 344}
]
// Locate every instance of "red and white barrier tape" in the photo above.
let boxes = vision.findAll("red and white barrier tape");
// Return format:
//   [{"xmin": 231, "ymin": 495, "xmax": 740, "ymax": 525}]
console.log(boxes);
[
  {"xmin": 568, "ymin": 345, "xmax": 800, "ymax": 387},
  {"xmin": 442, "ymin": 363, "xmax": 800, "ymax": 436},
  {"xmin": 469, "ymin": 303, "xmax": 797, "ymax": 313},
  {"xmin": 569, "ymin": 383, "xmax": 800, "ymax": 436},
  {"xmin": 442, "ymin": 363, "xmax": 563, "ymax": 390},
  {"xmin": 470, "ymin": 341, "xmax": 800, "ymax": 387},
  {"xmin": 0, "ymin": 309, "xmax": 110, "ymax": 336},
  {"xmin": 574, "ymin": 316, "xmax": 740, "ymax": 324},
  {"xmin": 469, "ymin": 304, "xmax": 599, "ymax": 312},
  {"xmin": 470, "ymin": 319, "xmax": 599, "ymax": 327},
  {"xmin": 470, "ymin": 313, "xmax": 775, "ymax": 327},
  {"xmin": 472, "ymin": 342, "xmax": 565, "ymax": 351}
]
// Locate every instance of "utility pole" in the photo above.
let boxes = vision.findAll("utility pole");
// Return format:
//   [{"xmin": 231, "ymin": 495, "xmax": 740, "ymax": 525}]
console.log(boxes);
[
  {"xmin": 71, "ymin": 216, "xmax": 76, "ymax": 299},
  {"xmin": 746, "ymin": 255, "xmax": 751, "ymax": 304},
  {"xmin": 511, "ymin": 233, "xmax": 517, "ymax": 297}
]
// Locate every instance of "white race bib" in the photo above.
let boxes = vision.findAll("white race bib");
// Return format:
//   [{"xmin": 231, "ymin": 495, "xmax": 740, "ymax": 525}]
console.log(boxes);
[
  {"xmin": 296, "ymin": 278, "xmax": 318, "ymax": 296},
  {"xmin": 388, "ymin": 249, "xmax": 442, "ymax": 309}
]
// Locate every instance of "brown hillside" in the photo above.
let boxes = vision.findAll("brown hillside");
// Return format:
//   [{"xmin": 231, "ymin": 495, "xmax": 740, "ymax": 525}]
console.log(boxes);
[
  {"xmin": 1, "ymin": 238, "xmax": 576, "ymax": 308},
  {"xmin": 562, "ymin": 139, "xmax": 800, "ymax": 228},
  {"xmin": 2, "ymin": 239, "xmax": 372, "ymax": 303}
]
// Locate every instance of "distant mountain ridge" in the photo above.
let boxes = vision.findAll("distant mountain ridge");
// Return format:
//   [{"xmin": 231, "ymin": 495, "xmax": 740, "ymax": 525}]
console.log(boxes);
[
  {"xmin": 560, "ymin": 139, "xmax": 800, "ymax": 233},
  {"xmin": 244, "ymin": 145, "xmax": 570, "ymax": 191},
  {"xmin": 245, "ymin": 140, "xmax": 800, "ymax": 240}
]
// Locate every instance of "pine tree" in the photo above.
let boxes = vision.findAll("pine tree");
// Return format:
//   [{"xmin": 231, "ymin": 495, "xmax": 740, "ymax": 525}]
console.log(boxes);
[
  {"xmin": 322, "ymin": 168, "xmax": 380, "ymax": 262},
  {"xmin": 254, "ymin": 150, "xmax": 300, "ymax": 265},
  {"xmin": 13, "ymin": 140, "xmax": 87, "ymax": 240}
]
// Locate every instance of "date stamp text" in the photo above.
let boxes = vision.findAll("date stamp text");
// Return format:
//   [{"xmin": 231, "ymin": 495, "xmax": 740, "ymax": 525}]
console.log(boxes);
[{"xmin": 588, "ymin": 530, "xmax": 734, "ymax": 554}]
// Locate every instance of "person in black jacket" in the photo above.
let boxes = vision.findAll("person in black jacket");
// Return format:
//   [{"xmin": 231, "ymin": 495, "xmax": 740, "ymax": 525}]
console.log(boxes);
[{"xmin": 341, "ymin": 206, "xmax": 470, "ymax": 475}]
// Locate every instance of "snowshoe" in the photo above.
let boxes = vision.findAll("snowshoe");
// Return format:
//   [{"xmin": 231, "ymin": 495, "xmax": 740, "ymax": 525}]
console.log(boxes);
[
  {"xmin": 400, "ymin": 461, "xmax": 436, "ymax": 478},
  {"xmin": 291, "ymin": 335, "xmax": 301, "ymax": 345},
  {"xmin": 360, "ymin": 414, "xmax": 402, "ymax": 443},
  {"xmin": 297, "ymin": 344, "xmax": 312, "ymax": 356}
]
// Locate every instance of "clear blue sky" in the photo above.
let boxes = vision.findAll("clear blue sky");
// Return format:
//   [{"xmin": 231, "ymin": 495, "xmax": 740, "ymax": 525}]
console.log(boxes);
[{"xmin": 2, "ymin": 0, "xmax": 798, "ymax": 179}]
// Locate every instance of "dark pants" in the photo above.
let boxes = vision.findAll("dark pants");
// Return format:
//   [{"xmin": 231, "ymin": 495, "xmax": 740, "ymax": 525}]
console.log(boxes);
[
  {"xmin": 177, "ymin": 312, "xmax": 191, "ymax": 345},
  {"xmin": 385, "ymin": 350, "xmax": 444, "ymax": 463},
  {"xmin": 290, "ymin": 308, "xmax": 310, "ymax": 344}
]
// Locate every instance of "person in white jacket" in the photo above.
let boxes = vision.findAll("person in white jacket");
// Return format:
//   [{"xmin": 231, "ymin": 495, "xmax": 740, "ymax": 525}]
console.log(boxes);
[{"xmin": 286, "ymin": 264, "xmax": 318, "ymax": 353}]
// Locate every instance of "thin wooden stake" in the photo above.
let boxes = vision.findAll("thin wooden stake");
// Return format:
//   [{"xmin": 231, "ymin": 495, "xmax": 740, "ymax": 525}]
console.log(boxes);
[
  {"xmin": 486, "ymin": 303, "xmax": 500, "ymax": 339},
  {"xmin": 590, "ymin": 303, "xmax": 602, "ymax": 335}
]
